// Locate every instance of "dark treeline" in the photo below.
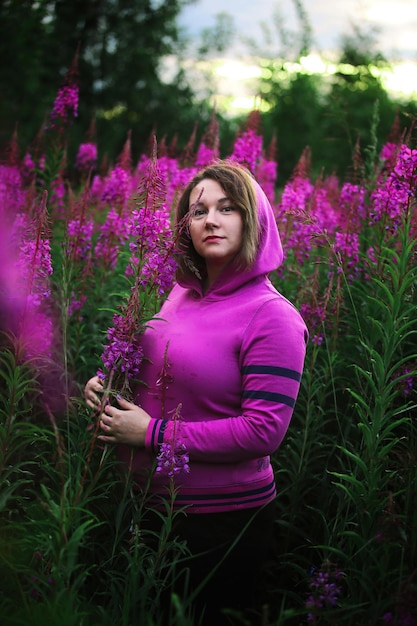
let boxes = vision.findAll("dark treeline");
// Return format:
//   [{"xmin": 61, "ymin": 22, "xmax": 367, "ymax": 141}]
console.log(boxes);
[
  {"xmin": 0, "ymin": 0, "xmax": 212, "ymax": 163},
  {"xmin": 259, "ymin": 25, "xmax": 417, "ymax": 183},
  {"xmin": 1, "ymin": 0, "xmax": 416, "ymax": 181}
]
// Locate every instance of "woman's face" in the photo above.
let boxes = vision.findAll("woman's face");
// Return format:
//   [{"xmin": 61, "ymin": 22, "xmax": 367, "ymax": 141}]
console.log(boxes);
[{"xmin": 189, "ymin": 178, "xmax": 243, "ymax": 282}]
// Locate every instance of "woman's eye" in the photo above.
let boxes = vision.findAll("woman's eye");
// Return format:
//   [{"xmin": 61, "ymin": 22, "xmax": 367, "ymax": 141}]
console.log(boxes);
[
  {"xmin": 221, "ymin": 206, "xmax": 234, "ymax": 213},
  {"xmin": 192, "ymin": 207, "xmax": 207, "ymax": 218}
]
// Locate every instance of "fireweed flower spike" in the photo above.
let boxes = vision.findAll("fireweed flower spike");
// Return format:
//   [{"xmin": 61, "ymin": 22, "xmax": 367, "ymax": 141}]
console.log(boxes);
[
  {"xmin": 331, "ymin": 231, "xmax": 360, "ymax": 282},
  {"xmin": 394, "ymin": 144, "xmax": 417, "ymax": 182},
  {"xmin": 228, "ymin": 109, "xmax": 264, "ymax": 174},
  {"xmin": 4, "ymin": 192, "xmax": 55, "ymax": 362},
  {"xmin": 99, "ymin": 135, "xmax": 177, "ymax": 395},
  {"xmin": 95, "ymin": 148, "xmax": 135, "ymax": 265},
  {"xmin": 156, "ymin": 440, "xmax": 190, "ymax": 478},
  {"xmin": 126, "ymin": 135, "xmax": 178, "ymax": 294},
  {"xmin": 127, "ymin": 204, "xmax": 177, "ymax": 295},
  {"xmin": 305, "ymin": 561, "xmax": 344, "ymax": 624},
  {"xmin": 195, "ymin": 108, "xmax": 220, "ymax": 168},
  {"xmin": 300, "ymin": 301, "xmax": 326, "ymax": 346},
  {"xmin": 46, "ymin": 50, "xmax": 79, "ymax": 130},
  {"xmin": 380, "ymin": 141, "xmax": 400, "ymax": 167},
  {"xmin": 101, "ymin": 165, "xmax": 132, "ymax": 211},
  {"xmin": 101, "ymin": 312, "xmax": 144, "ymax": 381},
  {"xmin": 277, "ymin": 174, "xmax": 317, "ymax": 265},
  {"xmin": 50, "ymin": 84, "xmax": 79, "ymax": 124},
  {"xmin": 76, "ymin": 143, "xmax": 98, "ymax": 172},
  {"xmin": 94, "ymin": 208, "xmax": 131, "ymax": 270},
  {"xmin": 0, "ymin": 163, "xmax": 27, "ymax": 213},
  {"xmin": 156, "ymin": 404, "xmax": 190, "ymax": 478},
  {"xmin": 255, "ymin": 155, "xmax": 277, "ymax": 204},
  {"xmin": 230, "ymin": 125, "xmax": 263, "ymax": 174},
  {"xmin": 370, "ymin": 144, "xmax": 417, "ymax": 228},
  {"xmin": 67, "ymin": 217, "xmax": 94, "ymax": 263}
]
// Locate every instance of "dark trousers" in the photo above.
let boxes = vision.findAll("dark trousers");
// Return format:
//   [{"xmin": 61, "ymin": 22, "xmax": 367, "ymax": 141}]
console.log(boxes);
[{"xmin": 145, "ymin": 501, "xmax": 276, "ymax": 625}]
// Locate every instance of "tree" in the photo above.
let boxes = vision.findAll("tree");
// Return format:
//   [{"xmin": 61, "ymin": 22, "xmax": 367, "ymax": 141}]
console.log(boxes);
[
  {"xmin": 0, "ymin": 0, "xmax": 205, "ymax": 161},
  {"xmin": 254, "ymin": 0, "xmax": 323, "ymax": 183},
  {"xmin": 261, "ymin": 68, "xmax": 323, "ymax": 184},
  {"xmin": 318, "ymin": 25, "xmax": 399, "ymax": 178},
  {"xmin": 259, "ymin": 17, "xmax": 417, "ymax": 182}
]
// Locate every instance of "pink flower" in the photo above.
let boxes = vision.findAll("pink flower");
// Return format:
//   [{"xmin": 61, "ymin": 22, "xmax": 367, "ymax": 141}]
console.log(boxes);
[
  {"xmin": 76, "ymin": 143, "xmax": 98, "ymax": 171},
  {"xmin": 229, "ymin": 128, "xmax": 263, "ymax": 173},
  {"xmin": 0, "ymin": 165, "xmax": 27, "ymax": 214},
  {"xmin": 380, "ymin": 141, "xmax": 399, "ymax": 165},
  {"xmin": 101, "ymin": 314, "xmax": 144, "ymax": 379},
  {"xmin": 370, "ymin": 144, "xmax": 417, "ymax": 227},
  {"xmin": 17, "ymin": 239, "xmax": 53, "ymax": 299},
  {"xmin": 0, "ymin": 209, "xmax": 54, "ymax": 362},
  {"xmin": 305, "ymin": 562, "xmax": 344, "ymax": 624},
  {"xmin": 332, "ymin": 231, "xmax": 360, "ymax": 281},
  {"xmin": 68, "ymin": 292, "xmax": 87, "ymax": 318},
  {"xmin": 195, "ymin": 143, "xmax": 218, "ymax": 167},
  {"xmin": 94, "ymin": 208, "xmax": 130, "ymax": 269},
  {"xmin": 156, "ymin": 441, "xmax": 190, "ymax": 477},
  {"xmin": 101, "ymin": 165, "xmax": 132, "ymax": 209},
  {"xmin": 394, "ymin": 144, "xmax": 417, "ymax": 182},
  {"xmin": 49, "ymin": 84, "xmax": 79, "ymax": 127},
  {"xmin": 255, "ymin": 158, "xmax": 277, "ymax": 203},
  {"xmin": 67, "ymin": 218, "xmax": 94, "ymax": 261},
  {"xmin": 300, "ymin": 302, "xmax": 326, "ymax": 346},
  {"xmin": 139, "ymin": 249, "xmax": 177, "ymax": 296},
  {"xmin": 156, "ymin": 403, "xmax": 190, "ymax": 477},
  {"xmin": 339, "ymin": 182, "xmax": 367, "ymax": 227}
]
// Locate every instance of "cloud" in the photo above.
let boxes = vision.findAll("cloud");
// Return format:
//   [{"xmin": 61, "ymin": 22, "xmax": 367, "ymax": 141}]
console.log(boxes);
[{"xmin": 179, "ymin": 0, "xmax": 417, "ymax": 60}]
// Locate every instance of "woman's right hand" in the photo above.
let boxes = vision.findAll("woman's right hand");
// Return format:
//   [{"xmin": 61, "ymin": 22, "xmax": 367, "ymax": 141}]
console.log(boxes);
[{"xmin": 84, "ymin": 375, "xmax": 104, "ymax": 409}]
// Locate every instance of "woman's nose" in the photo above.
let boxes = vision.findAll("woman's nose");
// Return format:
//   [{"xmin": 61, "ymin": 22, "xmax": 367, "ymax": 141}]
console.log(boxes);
[{"xmin": 205, "ymin": 208, "xmax": 219, "ymax": 226}]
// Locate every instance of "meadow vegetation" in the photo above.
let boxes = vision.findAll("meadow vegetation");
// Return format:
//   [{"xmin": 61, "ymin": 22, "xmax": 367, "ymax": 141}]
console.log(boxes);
[{"xmin": 0, "ymin": 67, "xmax": 416, "ymax": 625}]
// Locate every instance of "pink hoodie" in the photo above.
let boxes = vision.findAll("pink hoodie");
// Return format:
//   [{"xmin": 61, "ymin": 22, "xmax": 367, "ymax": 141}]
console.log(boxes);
[{"xmin": 118, "ymin": 179, "xmax": 309, "ymax": 513}]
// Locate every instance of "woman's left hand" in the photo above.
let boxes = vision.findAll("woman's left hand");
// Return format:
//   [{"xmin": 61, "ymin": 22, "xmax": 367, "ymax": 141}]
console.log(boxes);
[{"xmin": 98, "ymin": 396, "xmax": 151, "ymax": 446}]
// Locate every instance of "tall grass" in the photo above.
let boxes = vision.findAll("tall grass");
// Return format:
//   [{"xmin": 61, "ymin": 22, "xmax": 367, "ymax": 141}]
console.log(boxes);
[{"xmin": 0, "ymin": 81, "xmax": 416, "ymax": 625}]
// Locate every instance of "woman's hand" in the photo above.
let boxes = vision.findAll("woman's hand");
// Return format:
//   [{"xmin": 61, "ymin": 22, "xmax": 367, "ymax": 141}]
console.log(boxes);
[
  {"xmin": 84, "ymin": 375, "xmax": 104, "ymax": 409},
  {"xmin": 98, "ymin": 396, "xmax": 151, "ymax": 447}
]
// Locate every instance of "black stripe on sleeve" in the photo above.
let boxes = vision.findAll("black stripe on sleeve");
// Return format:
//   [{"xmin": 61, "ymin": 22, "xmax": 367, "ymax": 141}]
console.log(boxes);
[
  {"xmin": 242, "ymin": 389, "xmax": 296, "ymax": 408},
  {"xmin": 241, "ymin": 365, "xmax": 302, "ymax": 381},
  {"xmin": 158, "ymin": 420, "xmax": 168, "ymax": 445},
  {"xmin": 150, "ymin": 420, "xmax": 159, "ymax": 455},
  {"xmin": 150, "ymin": 419, "xmax": 168, "ymax": 455}
]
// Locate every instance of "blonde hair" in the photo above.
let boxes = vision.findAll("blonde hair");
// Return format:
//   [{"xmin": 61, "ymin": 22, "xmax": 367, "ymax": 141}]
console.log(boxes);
[{"xmin": 175, "ymin": 161, "xmax": 259, "ymax": 281}]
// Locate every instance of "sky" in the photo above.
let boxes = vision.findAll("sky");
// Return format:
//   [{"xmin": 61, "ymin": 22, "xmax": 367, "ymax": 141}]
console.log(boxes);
[
  {"xmin": 176, "ymin": 0, "xmax": 417, "ymax": 111},
  {"xmin": 179, "ymin": 0, "xmax": 417, "ymax": 61}
]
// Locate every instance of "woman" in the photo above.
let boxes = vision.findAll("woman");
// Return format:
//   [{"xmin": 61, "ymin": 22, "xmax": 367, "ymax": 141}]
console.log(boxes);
[{"xmin": 85, "ymin": 161, "xmax": 308, "ymax": 624}]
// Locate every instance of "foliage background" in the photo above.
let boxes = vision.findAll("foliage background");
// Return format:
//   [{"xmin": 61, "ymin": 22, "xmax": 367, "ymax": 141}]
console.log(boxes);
[
  {"xmin": 1, "ymin": 0, "xmax": 417, "ymax": 178},
  {"xmin": 0, "ymin": 1, "xmax": 417, "ymax": 625}
]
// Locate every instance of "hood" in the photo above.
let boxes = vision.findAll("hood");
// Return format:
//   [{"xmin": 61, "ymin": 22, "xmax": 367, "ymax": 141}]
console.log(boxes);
[{"xmin": 177, "ymin": 177, "xmax": 284, "ymax": 298}]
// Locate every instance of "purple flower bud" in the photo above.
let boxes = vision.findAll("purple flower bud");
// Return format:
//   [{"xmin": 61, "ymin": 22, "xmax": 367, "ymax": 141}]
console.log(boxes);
[
  {"xmin": 48, "ymin": 84, "xmax": 79, "ymax": 127},
  {"xmin": 76, "ymin": 142, "xmax": 98, "ymax": 171}
]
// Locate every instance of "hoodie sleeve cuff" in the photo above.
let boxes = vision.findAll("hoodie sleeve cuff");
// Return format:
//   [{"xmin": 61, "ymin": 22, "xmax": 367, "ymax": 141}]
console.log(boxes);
[{"xmin": 145, "ymin": 418, "xmax": 168, "ymax": 455}]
